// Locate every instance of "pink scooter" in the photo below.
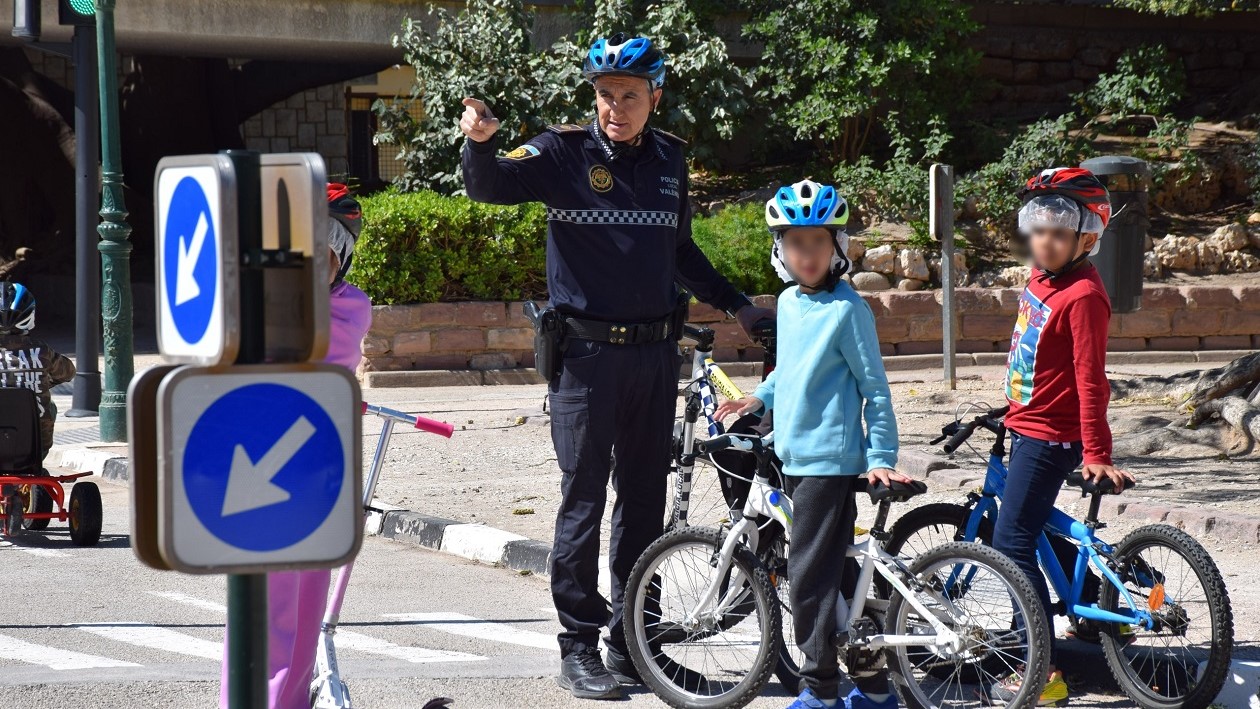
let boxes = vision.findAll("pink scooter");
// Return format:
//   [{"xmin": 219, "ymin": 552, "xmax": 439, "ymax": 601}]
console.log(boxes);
[{"xmin": 310, "ymin": 403, "xmax": 455, "ymax": 709}]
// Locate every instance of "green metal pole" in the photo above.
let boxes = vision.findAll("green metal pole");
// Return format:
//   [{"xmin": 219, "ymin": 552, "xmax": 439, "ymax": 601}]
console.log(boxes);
[{"xmin": 94, "ymin": 0, "xmax": 134, "ymax": 442}]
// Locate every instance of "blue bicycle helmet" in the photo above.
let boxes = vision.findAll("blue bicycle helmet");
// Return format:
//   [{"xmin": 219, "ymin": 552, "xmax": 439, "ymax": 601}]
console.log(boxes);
[
  {"xmin": 583, "ymin": 33, "xmax": 666, "ymax": 89},
  {"xmin": 765, "ymin": 181, "xmax": 852, "ymax": 287},
  {"xmin": 0, "ymin": 281, "xmax": 36, "ymax": 334}
]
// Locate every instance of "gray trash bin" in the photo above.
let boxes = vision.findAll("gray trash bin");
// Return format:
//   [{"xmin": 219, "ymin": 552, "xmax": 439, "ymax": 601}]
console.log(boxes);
[{"xmin": 1081, "ymin": 156, "xmax": 1150, "ymax": 314}]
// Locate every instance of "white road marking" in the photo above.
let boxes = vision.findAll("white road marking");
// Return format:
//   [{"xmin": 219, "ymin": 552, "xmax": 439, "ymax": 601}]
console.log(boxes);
[
  {"xmin": 0, "ymin": 540, "xmax": 69, "ymax": 558},
  {"xmin": 0, "ymin": 633, "xmax": 139, "ymax": 670},
  {"xmin": 335, "ymin": 630, "xmax": 484, "ymax": 664},
  {"xmin": 147, "ymin": 591, "xmax": 227, "ymax": 613},
  {"xmin": 75, "ymin": 623, "xmax": 223, "ymax": 660},
  {"xmin": 383, "ymin": 612, "xmax": 557, "ymax": 651}
]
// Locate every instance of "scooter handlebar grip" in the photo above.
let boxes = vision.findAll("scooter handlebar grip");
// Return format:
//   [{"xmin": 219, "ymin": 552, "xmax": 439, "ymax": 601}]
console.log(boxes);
[{"xmin": 414, "ymin": 417, "xmax": 455, "ymax": 438}]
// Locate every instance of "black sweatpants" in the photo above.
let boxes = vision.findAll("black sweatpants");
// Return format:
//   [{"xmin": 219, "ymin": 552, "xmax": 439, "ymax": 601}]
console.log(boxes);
[
  {"xmin": 786, "ymin": 475, "xmax": 891, "ymax": 700},
  {"xmin": 548, "ymin": 338, "xmax": 677, "ymax": 657}
]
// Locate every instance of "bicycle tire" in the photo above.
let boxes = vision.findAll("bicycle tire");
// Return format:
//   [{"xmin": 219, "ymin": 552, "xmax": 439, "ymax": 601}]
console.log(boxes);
[
  {"xmin": 1098, "ymin": 524, "xmax": 1232, "ymax": 709},
  {"xmin": 625, "ymin": 526, "xmax": 781, "ymax": 709},
  {"xmin": 886, "ymin": 542, "xmax": 1050, "ymax": 709},
  {"xmin": 885, "ymin": 503, "xmax": 994, "ymax": 556}
]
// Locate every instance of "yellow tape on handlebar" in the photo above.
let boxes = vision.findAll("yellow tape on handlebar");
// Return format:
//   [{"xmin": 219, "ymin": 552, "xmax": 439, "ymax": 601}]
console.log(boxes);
[{"xmin": 704, "ymin": 358, "xmax": 745, "ymax": 401}]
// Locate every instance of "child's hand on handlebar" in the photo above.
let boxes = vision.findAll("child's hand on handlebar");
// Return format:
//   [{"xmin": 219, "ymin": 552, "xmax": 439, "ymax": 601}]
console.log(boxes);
[
  {"xmin": 714, "ymin": 396, "xmax": 763, "ymax": 422},
  {"xmin": 1081, "ymin": 463, "xmax": 1136, "ymax": 492},
  {"xmin": 867, "ymin": 467, "xmax": 914, "ymax": 487}
]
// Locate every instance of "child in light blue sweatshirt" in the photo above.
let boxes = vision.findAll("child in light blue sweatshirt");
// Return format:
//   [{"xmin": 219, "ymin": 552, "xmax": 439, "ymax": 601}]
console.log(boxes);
[{"xmin": 716, "ymin": 180, "xmax": 908, "ymax": 709}]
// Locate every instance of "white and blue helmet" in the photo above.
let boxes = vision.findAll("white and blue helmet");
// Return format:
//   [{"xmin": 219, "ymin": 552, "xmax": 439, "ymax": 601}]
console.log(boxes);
[
  {"xmin": 765, "ymin": 180, "xmax": 852, "ymax": 285},
  {"xmin": 583, "ymin": 33, "xmax": 666, "ymax": 89}
]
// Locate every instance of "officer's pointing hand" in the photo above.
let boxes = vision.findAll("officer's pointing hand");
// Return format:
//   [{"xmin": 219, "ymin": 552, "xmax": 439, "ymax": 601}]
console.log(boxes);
[{"xmin": 460, "ymin": 97, "xmax": 500, "ymax": 143}]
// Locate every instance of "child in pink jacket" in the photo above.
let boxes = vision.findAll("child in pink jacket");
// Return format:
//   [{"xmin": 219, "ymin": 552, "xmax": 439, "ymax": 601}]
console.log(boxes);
[{"xmin": 220, "ymin": 184, "xmax": 371, "ymax": 709}]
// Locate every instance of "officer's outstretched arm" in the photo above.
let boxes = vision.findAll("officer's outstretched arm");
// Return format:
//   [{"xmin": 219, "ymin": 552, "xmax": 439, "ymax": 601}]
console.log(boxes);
[{"xmin": 461, "ymin": 133, "xmax": 557, "ymax": 206}]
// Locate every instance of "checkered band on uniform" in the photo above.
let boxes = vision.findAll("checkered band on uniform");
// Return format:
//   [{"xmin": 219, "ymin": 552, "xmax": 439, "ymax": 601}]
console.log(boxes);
[{"xmin": 546, "ymin": 208, "xmax": 679, "ymax": 227}]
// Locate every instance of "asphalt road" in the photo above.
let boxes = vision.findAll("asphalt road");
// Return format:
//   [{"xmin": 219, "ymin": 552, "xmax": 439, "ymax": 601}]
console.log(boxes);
[{"xmin": 4, "ymin": 480, "xmax": 1258, "ymax": 708}]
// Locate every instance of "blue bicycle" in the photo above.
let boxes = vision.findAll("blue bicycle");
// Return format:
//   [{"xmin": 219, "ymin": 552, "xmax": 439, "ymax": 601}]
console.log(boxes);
[{"xmin": 886, "ymin": 405, "xmax": 1233, "ymax": 709}]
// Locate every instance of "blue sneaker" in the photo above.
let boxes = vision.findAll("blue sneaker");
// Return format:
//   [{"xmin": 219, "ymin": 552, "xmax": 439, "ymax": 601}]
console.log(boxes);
[
  {"xmin": 788, "ymin": 688, "xmax": 837, "ymax": 709},
  {"xmin": 844, "ymin": 687, "xmax": 898, "ymax": 709}
]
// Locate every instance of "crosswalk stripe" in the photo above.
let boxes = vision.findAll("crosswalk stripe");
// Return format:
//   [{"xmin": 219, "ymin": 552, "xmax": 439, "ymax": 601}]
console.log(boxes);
[
  {"xmin": 0, "ymin": 633, "xmax": 139, "ymax": 670},
  {"xmin": 0, "ymin": 541, "xmax": 69, "ymax": 558},
  {"xmin": 383, "ymin": 612, "xmax": 557, "ymax": 651},
  {"xmin": 146, "ymin": 591, "xmax": 227, "ymax": 613},
  {"xmin": 75, "ymin": 623, "xmax": 223, "ymax": 660},
  {"xmin": 335, "ymin": 630, "xmax": 484, "ymax": 664}
]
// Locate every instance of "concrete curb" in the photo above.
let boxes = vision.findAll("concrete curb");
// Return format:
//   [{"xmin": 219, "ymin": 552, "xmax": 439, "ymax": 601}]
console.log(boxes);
[{"xmin": 363, "ymin": 349, "xmax": 1256, "ymax": 388}]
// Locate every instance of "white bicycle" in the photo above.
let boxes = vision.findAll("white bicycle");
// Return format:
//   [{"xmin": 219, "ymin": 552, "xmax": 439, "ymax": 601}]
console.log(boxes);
[{"xmin": 623, "ymin": 432, "xmax": 1051, "ymax": 709}]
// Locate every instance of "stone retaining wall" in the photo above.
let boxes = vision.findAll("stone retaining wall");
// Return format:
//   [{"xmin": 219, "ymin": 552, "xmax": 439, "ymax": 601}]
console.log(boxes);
[{"xmin": 360, "ymin": 285, "xmax": 1260, "ymax": 372}]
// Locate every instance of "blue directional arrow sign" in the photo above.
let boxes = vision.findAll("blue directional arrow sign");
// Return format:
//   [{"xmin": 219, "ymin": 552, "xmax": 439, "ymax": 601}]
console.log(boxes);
[
  {"xmin": 157, "ymin": 365, "xmax": 362, "ymax": 573},
  {"xmin": 154, "ymin": 156, "xmax": 240, "ymax": 365}
]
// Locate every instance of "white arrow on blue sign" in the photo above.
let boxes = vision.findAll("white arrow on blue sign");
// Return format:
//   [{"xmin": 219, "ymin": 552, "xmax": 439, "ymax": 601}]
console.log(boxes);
[
  {"xmin": 154, "ymin": 155, "xmax": 240, "ymax": 365},
  {"xmin": 157, "ymin": 364, "xmax": 362, "ymax": 573}
]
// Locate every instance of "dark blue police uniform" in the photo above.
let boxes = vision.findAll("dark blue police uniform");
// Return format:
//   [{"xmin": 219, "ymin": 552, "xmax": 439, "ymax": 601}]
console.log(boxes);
[{"xmin": 463, "ymin": 122, "xmax": 749, "ymax": 658}]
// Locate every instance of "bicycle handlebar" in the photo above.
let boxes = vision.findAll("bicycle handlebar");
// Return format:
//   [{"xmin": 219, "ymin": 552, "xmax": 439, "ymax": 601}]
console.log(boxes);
[
  {"xmin": 938, "ymin": 406, "xmax": 1010, "ymax": 453},
  {"xmin": 361, "ymin": 402, "xmax": 455, "ymax": 438}
]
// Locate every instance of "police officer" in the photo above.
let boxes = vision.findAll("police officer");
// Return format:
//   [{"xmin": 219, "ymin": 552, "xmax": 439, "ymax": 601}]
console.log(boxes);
[{"xmin": 460, "ymin": 34, "xmax": 773, "ymax": 700}]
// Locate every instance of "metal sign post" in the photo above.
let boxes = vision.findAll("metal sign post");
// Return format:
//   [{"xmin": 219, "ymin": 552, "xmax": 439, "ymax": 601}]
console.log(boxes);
[
  {"xmin": 134, "ymin": 150, "xmax": 352, "ymax": 709},
  {"xmin": 931, "ymin": 164, "xmax": 957, "ymax": 390}
]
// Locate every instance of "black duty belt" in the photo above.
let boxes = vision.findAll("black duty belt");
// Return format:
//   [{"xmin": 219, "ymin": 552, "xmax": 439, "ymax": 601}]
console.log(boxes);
[{"xmin": 563, "ymin": 315, "xmax": 673, "ymax": 345}]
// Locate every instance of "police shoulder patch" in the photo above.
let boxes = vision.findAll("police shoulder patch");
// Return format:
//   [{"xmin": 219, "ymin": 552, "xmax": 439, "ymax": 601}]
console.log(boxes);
[
  {"xmin": 547, "ymin": 123, "xmax": 588, "ymax": 134},
  {"xmin": 653, "ymin": 128, "xmax": 688, "ymax": 146},
  {"xmin": 503, "ymin": 144, "xmax": 541, "ymax": 160}
]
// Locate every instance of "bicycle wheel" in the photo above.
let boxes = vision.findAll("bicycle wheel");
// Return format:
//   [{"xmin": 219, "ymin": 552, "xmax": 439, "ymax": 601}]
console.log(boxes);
[
  {"xmin": 1098, "ymin": 524, "xmax": 1232, "ymax": 709},
  {"xmin": 757, "ymin": 530, "xmax": 803, "ymax": 693},
  {"xmin": 886, "ymin": 542, "xmax": 1050, "ymax": 709},
  {"xmin": 886, "ymin": 504, "xmax": 993, "ymax": 558},
  {"xmin": 625, "ymin": 526, "xmax": 781, "ymax": 709}
]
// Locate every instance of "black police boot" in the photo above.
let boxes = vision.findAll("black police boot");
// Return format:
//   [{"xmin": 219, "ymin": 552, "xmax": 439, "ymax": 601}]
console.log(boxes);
[
  {"xmin": 556, "ymin": 647, "xmax": 623, "ymax": 700},
  {"xmin": 603, "ymin": 642, "xmax": 641, "ymax": 685}
]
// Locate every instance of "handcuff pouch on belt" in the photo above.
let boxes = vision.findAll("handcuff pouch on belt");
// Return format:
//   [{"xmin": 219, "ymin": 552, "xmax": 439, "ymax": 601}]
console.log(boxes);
[
  {"xmin": 671, "ymin": 290, "xmax": 690, "ymax": 342},
  {"xmin": 523, "ymin": 301, "xmax": 563, "ymax": 381}
]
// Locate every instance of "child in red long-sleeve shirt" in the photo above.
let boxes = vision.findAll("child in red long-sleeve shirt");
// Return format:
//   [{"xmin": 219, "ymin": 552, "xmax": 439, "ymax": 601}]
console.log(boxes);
[{"xmin": 991, "ymin": 168, "xmax": 1135, "ymax": 706}]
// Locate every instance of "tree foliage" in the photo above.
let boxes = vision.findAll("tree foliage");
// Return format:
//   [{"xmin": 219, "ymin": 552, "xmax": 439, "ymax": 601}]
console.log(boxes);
[
  {"xmin": 374, "ymin": 0, "xmax": 585, "ymax": 193},
  {"xmin": 1075, "ymin": 44, "xmax": 1186, "ymax": 118},
  {"xmin": 742, "ymin": 0, "xmax": 980, "ymax": 166},
  {"xmin": 1112, "ymin": 0, "xmax": 1259, "ymax": 16}
]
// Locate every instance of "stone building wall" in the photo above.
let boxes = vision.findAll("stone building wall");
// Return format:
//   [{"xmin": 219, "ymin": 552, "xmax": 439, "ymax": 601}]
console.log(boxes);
[
  {"xmin": 240, "ymin": 84, "xmax": 350, "ymax": 178},
  {"xmin": 970, "ymin": 3, "xmax": 1260, "ymax": 119}
]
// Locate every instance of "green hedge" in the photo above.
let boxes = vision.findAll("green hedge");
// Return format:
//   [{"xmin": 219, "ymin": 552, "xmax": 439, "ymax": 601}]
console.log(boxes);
[
  {"xmin": 689, "ymin": 202, "xmax": 781, "ymax": 297},
  {"xmin": 350, "ymin": 190, "xmax": 548, "ymax": 305},
  {"xmin": 351, "ymin": 191, "xmax": 780, "ymax": 304}
]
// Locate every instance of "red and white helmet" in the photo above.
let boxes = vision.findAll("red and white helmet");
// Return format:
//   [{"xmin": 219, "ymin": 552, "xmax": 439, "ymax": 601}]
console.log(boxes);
[{"xmin": 1018, "ymin": 168, "xmax": 1111, "ymax": 255}]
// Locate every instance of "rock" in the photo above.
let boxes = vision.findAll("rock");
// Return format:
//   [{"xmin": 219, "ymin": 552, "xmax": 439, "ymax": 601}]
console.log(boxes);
[
  {"xmin": 1154, "ymin": 235, "xmax": 1200, "ymax": 271},
  {"xmin": 850, "ymin": 271, "xmax": 890, "ymax": 291},
  {"xmin": 997, "ymin": 265, "xmax": 1032, "ymax": 287},
  {"xmin": 1247, "ymin": 212, "xmax": 1260, "ymax": 225},
  {"xmin": 1206, "ymin": 223, "xmax": 1249, "ymax": 253},
  {"xmin": 1223, "ymin": 250, "xmax": 1260, "ymax": 273},
  {"xmin": 895, "ymin": 248, "xmax": 930, "ymax": 281},
  {"xmin": 1195, "ymin": 242, "xmax": 1224, "ymax": 272},
  {"xmin": 1249, "ymin": 227, "xmax": 1260, "ymax": 250},
  {"xmin": 895, "ymin": 277, "xmax": 926, "ymax": 291},
  {"xmin": 845, "ymin": 238, "xmax": 866, "ymax": 266},
  {"xmin": 962, "ymin": 195, "xmax": 981, "ymax": 220},
  {"xmin": 862, "ymin": 244, "xmax": 896, "ymax": 274},
  {"xmin": 929, "ymin": 252, "xmax": 969, "ymax": 287},
  {"xmin": 1143, "ymin": 251, "xmax": 1163, "ymax": 279}
]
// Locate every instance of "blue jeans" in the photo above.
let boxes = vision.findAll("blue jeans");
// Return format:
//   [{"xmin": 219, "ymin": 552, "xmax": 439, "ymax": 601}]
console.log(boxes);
[{"xmin": 992, "ymin": 430, "xmax": 1082, "ymax": 663}]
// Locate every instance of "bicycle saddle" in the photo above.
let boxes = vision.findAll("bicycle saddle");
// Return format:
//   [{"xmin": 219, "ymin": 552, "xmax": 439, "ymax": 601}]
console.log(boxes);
[
  {"xmin": 1065, "ymin": 471, "xmax": 1135, "ymax": 496},
  {"xmin": 864, "ymin": 479, "xmax": 928, "ymax": 504}
]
